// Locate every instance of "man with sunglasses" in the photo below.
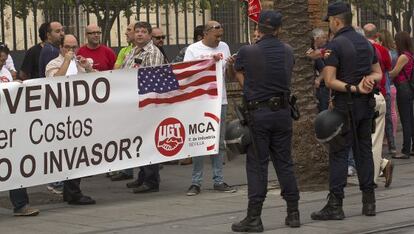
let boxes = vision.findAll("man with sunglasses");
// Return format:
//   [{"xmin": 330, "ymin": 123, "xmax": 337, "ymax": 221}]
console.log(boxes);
[
  {"xmin": 77, "ymin": 24, "xmax": 116, "ymax": 71},
  {"xmin": 152, "ymin": 27, "xmax": 169, "ymax": 63},
  {"xmin": 184, "ymin": 20, "xmax": 236, "ymax": 196}
]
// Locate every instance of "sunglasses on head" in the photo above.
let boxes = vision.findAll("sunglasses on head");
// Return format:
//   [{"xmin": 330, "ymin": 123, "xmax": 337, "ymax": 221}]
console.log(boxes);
[
  {"xmin": 208, "ymin": 24, "xmax": 222, "ymax": 30},
  {"xmin": 154, "ymin": 35, "xmax": 166, "ymax": 40}
]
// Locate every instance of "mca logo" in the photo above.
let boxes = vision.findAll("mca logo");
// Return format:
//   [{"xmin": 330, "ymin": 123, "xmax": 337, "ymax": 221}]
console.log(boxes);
[{"xmin": 155, "ymin": 118, "xmax": 185, "ymax": 157}]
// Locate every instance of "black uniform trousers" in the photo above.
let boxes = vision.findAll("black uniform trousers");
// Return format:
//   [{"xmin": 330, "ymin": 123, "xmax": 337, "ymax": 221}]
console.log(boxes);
[
  {"xmin": 9, "ymin": 188, "xmax": 28, "ymax": 212},
  {"xmin": 63, "ymin": 179, "xmax": 83, "ymax": 201},
  {"xmin": 137, "ymin": 164, "xmax": 160, "ymax": 189},
  {"xmin": 330, "ymin": 95, "xmax": 375, "ymax": 198},
  {"xmin": 246, "ymin": 107, "xmax": 300, "ymax": 205}
]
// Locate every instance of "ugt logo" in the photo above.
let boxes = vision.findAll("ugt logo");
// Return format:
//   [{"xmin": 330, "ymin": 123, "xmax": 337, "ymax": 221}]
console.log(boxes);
[{"xmin": 155, "ymin": 117, "xmax": 185, "ymax": 157}]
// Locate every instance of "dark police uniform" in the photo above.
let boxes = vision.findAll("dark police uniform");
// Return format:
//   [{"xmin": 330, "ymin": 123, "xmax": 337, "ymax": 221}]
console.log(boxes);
[
  {"xmin": 325, "ymin": 26, "xmax": 377, "ymax": 199},
  {"xmin": 311, "ymin": 2, "xmax": 378, "ymax": 221},
  {"xmin": 234, "ymin": 15, "xmax": 300, "ymax": 209}
]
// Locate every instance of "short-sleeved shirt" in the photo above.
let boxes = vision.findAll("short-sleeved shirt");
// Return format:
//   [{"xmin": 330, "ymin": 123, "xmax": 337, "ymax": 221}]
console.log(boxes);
[
  {"xmin": 115, "ymin": 44, "xmax": 133, "ymax": 67},
  {"xmin": 77, "ymin": 45, "xmax": 116, "ymax": 71},
  {"xmin": 234, "ymin": 34, "xmax": 294, "ymax": 102},
  {"xmin": 184, "ymin": 41, "xmax": 231, "ymax": 104},
  {"xmin": 20, "ymin": 43, "xmax": 43, "ymax": 79},
  {"xmin": 45, "ymin": 54, "xmax": 87, "ymax": 77},
  {"xmin": 39, "ymin": 42, "xmax": 60, "ymax": 78},
  {"xmin": 324, "ymin": 26, "xmax": 377, "ymax": 87},
  {"xmin": 0, "ymin": 66, "xmax": 13, "ymax": 82},
  {"xmin": 122, "ymin": 40, "xmax": 164, "ymax": 68}
]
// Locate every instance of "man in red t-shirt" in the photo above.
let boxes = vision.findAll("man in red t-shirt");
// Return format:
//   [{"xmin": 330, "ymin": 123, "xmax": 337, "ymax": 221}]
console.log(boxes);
[
  {"xmin": 363, "ymin": 23, "xmax": 394, "ymax": 188},
  {"xmin": 77, "ymin": 24, "xmax": 116, "ymax": 71}
]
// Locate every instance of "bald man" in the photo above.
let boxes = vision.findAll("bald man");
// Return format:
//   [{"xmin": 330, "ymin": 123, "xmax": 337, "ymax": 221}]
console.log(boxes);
[
  {"xmin": 363, "ymin": 23, "xmax": 394, "ymax": 188},
  {"xmin": 77, "ymin": 24, "xmax": 116, "ymax": 71},
  {"xmin": 184, "ymin": 20, "xmax": 236, "ymax": 196}
]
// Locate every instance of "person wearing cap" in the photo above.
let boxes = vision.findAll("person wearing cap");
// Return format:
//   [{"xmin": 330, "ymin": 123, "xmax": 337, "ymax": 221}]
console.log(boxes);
[
  {"xmin": 311, "ymin": 2, "xmax": 382, "ymax": 220},
  {"xmin": 231, "ymin": 10, "xmax": 301, "ymax": 232}
]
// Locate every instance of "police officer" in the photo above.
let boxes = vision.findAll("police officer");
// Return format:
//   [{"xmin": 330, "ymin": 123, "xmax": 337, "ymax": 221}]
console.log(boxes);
[
  {"xmin": 231, "ymin": 11, "xmax": 300, "ymax": 232},
  {"xmin": 311, "ymin": 2, "xmax": 382, "ymax": 220}
]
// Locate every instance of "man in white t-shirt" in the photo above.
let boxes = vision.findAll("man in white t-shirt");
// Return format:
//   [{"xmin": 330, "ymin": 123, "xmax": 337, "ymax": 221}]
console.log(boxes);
[
  {"xmin": 0, "ymin": 45, "xmax": 40, "ymax": 216},
  {"xmin": 184, "ymin": 20, "xmax": 236, "ymax": 196}
]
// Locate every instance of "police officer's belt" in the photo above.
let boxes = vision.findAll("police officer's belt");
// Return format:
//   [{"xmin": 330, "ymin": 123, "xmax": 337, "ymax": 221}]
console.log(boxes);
[{"xmin": 246, "ymin": 95, "xmax": 288, "ymax": 111}]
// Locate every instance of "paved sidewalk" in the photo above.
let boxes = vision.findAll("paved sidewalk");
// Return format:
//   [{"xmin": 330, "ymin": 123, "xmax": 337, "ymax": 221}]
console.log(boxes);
[{"xmin": 1, "ymin": 152, "xmax": 414, "ymax": 234}]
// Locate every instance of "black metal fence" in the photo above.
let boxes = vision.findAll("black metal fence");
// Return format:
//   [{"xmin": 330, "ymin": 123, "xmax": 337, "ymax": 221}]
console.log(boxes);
[{"xmin": 0, "ymin": 0, "xmax": 250, "ymax": 52}]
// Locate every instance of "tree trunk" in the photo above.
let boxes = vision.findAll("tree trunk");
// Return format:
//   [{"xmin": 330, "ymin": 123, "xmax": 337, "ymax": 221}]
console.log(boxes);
[{"xmin": 274, "ymin": 0, "xmax": 329, "ymax": 189}]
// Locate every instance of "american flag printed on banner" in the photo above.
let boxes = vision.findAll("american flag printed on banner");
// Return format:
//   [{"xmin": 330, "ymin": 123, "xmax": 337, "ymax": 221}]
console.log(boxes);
[{"xmin": 138, "ymin": 59, "xmax": 218, "ymax": 108}]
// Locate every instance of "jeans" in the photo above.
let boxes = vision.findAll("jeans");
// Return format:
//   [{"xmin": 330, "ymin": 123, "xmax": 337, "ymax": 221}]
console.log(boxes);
[
  {"xmin": 316, "ymin": 85, "xmax": 330, "ymax": 112},
  {"xmin": 9, "ymin": 188, "xmax": 28, "ymax": 211},
  {"xmin": 395, "ymin": 82, "xmax": 414, "ymax": 154},
  {"xmin": 384, "ymin": 92, "xmax": 396, "ymax": 151},
  {"xmin": 191, "ymin": 105, "xmax": 227, "ymax": 186},
  {"xmin": 347, "ymin": 148, "xmax": 356, "ymax": 168}
]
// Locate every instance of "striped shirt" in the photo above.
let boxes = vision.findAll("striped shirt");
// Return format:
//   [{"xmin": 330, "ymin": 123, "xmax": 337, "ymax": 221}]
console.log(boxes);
[{"xmin": 122, "ymin": 40, "xmax": 164, "ymax": 68}]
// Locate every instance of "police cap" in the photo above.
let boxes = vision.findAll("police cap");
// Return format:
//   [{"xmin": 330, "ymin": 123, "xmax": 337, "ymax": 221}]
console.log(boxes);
[
  {"xmin": 258, "ymin": 10, "xmax": 282, "ymax": 29},
  {"xmin": 323, "ymin": 2, "xmax": 351, "ymax": 22}
]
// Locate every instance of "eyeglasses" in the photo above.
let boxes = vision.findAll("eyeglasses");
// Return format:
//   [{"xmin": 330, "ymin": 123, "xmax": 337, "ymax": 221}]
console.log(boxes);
[
  {"xmin": 63, "ymin": 45, "xmax": 78, "ymax": 50},
  {"xmin": 207, "ymin": 24, "xmax": 222, "ymax": 30},
  {"xmin": 87, "ymin": 31, "xmax": 102, "ymax": 35},
  {"xmin": 153, "ymin": 35, "xmax": 166, "ymax": 40}
]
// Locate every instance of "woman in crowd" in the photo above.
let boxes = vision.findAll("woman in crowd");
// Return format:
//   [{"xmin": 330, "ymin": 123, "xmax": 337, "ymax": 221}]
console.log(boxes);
[
  {"xmin": 378, "ymin": 29, "xmax": 398, "ymax": 156},
  {"xmin": 389, "ymin": 31, "xmax": 414, "ymax": 159}
]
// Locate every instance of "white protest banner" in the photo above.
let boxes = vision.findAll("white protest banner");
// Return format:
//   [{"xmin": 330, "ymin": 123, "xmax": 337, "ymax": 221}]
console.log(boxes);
[{"xmin": 0, "ymin": 59, "xmax": 223, "ymax": 191}]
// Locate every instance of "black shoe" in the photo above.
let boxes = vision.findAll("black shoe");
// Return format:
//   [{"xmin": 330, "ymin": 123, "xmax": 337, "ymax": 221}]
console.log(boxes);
[
  {"xmin": 111, "ymin": 173, "xmax": 133, "ymax": 181},
  {"xmin": 231, "ymin": 204, "xmax": 263, "ymax": 233},
  {"xmin": 186, "ymin": 185, "xmax": 201, "ymax": 196},
  {"xmin": 285, "ymin": 210, "xmax": 300, "ymax": 228},
  {"xmin": 126, "ymin": 180, "xmax": 142, "ymax": 188},
  {"xmin": 311, "ymin": 193, "xmax": 345, "ymax": 220},
  {"xmin": 133, "ymin": 184, "xmax": 159, "ymax": 193},
  {"xmin": 68, "ymin": 196, "xmax": 96, "ymax": 205},
  {"xmin": 362, "ymin": 192, "xmax": 376, "ymax": 216}
]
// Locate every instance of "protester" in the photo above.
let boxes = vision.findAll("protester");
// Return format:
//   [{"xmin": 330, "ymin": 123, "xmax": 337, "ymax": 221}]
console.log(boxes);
[
  {"xmin": 123, "ymin": 21, "xmax": 164, "ymax": 193},
  {"xmin": 0, "ymin": 45, "xmax": 40, "ymax": 216},
  {"xmin": 378, "ymin": 29, "xmax": 399, "ymax": 154},
  {"xmin": 363, "ymin": 23, "xmax": 394, "ymax": 187},
  {"xmin": 19, "ymin": 23, "xmax": 49, "ymax": 80},
  {"xmin": 172, "ymin": 25, "xmax": 204, "ymax": 63},
  {"xmin": 44, "ymin": 34, "xmax": 96, "ymax": 205},
  {"xmin": 183, "ymin": 20, "xmax": 236, "ymax": 196},
  {"xmin": 114, "ymin": 22, "xmax": 136, "ymax": 70},
  {"xmin": 389, "ymin": 31, "xmax": 414, "ymax": 159},
  {"xmin": 77, "ymin": 24, "xmax": 116, "ymax": 71},
  {"xmin": 152, "ymin": 27, "xmax": 169, "ymax": 63},
  {"xmin": 39, "ymin": 21, "xmax": 65, "ymax": 78}
]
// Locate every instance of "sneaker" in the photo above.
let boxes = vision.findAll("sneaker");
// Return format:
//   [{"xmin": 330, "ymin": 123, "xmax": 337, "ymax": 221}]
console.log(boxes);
[
  {"xmin": 186, "ymin": 185, "xmax": 201, "ymax": 196},
  {"xmin": 213, "ymin": 182, "xmax": 237, "ymax": 193},
  {"xmin": 46, "ymin": 185, "xmax": 63, "ymax": 195},
  {"xmin": 13, "ymin": 205, "xmax": 40, "ymax": 217},
  {"xmin": 347, "ymin": 166, "xmax": 356, "ymax": 177}
]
